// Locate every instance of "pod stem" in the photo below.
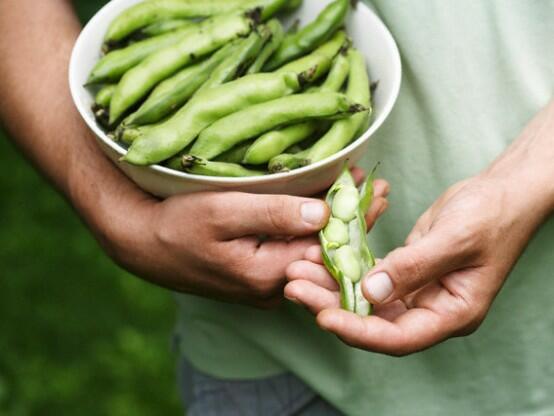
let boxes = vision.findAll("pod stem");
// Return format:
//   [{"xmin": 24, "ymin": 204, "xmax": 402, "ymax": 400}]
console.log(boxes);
[
  {"xmin": 298, "ymin": 66, "xmax": 318, "ymax": 87},
  {"xmin": 245, "ymin": 7, "xmax": 263, "ymax": 26},
  {"xmin": 92, "ymin": 104, "xmax": 110, "ymax": 129},
  {"xmin": 348, "ymin": 104, "xmax": 369, "ymax": 114},
  {"xmin": 181, "ymin": 154, "xmax": 205, "ymax": 169}
]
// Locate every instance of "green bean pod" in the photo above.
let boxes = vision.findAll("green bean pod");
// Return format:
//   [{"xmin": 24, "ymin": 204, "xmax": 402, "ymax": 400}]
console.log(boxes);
[
  {"xmin": 109, "ymin": 13, "xmax": 254, "ymax": 124},
  {"xmin": 88, "ymin": 25, "xmax": 199, "ymax": 85},
  {"xmin": 182, "ymin": 156, "xmax": 265, "ymax": 177},
  {"xmin": 276, "ymin": 30, "xmax": 347, "ymax": 81},
  {"xmin": 105, "ymin": 0, "xmax": 290, "ymax": 44},
  {"xmin": 214, "ymin": 141, "xmax": 255, "ymax": 164},
  {"xmin": 244, "ymin": 51, "xmax": 349, "ymax": 164},
  {"xmin": 119, "ymin": 124, "xmax": 155, "ymax": 145},
  {"xmin": 198, "ymin": 26, "xmax": 270, "ymax": 92},
  {"xmin": 267, "ymin": 150, "xmax": 309, "ymax": 173},
  {"xmin": 306, "ymin": 49, "xmax": 372, "ymax": 163},
  {"xmin": 265, "ymin": 0, "xmax": 349, "ymax": 70},
  {"xmin": 140, "ymin": 19, "xmax": 195, "ymax": 37},
  {"xmin": 122, "ymin": 71, "xmax": 301, "ymax": 165},
  {"xmin": 191, "ymin": 92, "xmax": 367, "ymax": 160},
  {"xmin": 287, "ymin": 19, "xmax": 301, "ymax": 35},
  {"xmin": 246, "ymin": 19, "xmax": 284, "ymax": 74},
  {"xmin": 319, "ymin": 166, "xmax": 375, "ymax": 315},
  {"xmin": 124, "ymin": 42, "xmax": 236, "ymax": 126},
  {"xmin": 282, "ymin": 0, "xmax": 304, "ymax": 13},
  {"xmin": 105, "ymin": 0, "xmax": 241, "ymax": 44},
  {"xmin": 94, "ymin": 84, "xmax": 116, "ymax": 108},
  {"xmin": 244, "ymin": 122, "xmax": 317, "ymax": 165}
]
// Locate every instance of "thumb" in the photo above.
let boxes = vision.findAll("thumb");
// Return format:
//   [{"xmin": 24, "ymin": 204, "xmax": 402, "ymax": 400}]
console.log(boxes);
[
  {"xmin": 217, "ymin": 193, "xmax": 330, "ymax": 239},
  {"xmin": 362, "ymin": 230, "xmax": 467, "ymax": 304}
]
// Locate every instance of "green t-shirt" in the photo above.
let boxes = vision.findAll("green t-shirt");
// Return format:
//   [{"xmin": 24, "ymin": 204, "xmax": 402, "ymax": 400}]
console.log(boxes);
[
  {"xmin": 174, "ymin": 2, "xmax": 554, "ymax": 415},
  {"xmin": 77, "ymin": 1, "xmax": 554, "ymax": 414}
]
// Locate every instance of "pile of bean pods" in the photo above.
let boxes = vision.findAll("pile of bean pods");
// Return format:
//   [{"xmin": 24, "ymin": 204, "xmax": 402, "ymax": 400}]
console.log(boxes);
[
  {"xmin": 320, "ymin": 165, "xmax": 376, "ymax": 315},
  {"xmin": 88, "ymin": 0, "xmax": 375, "ymax": 177}
]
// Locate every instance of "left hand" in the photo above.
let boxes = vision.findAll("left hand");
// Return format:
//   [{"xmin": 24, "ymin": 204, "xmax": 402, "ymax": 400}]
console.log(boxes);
[{"xmin": 285, "ymin": 172, "xmax": 548, "ymax": 356}]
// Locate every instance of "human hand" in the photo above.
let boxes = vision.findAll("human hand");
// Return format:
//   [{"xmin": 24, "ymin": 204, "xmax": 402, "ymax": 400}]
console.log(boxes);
[
  {"xmin": 94, "ymin": 168, "xmax": 384, "ymax": 309},
  {"xmin": 285, "ymin": 173, "xmax": 550, "ymax": 355}
]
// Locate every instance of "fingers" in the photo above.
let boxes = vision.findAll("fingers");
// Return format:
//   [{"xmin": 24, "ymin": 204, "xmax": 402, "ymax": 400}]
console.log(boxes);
[
  {"xmin": 253, "ymin": 237, "xmax": 318, "ymax": 278},
  {"xmin": 350, "ymin": 166, "xmax": 366, "ymax": 185},
  {"xmin": 285, "ymin": 280, "xmax": 340, "ymax": 314},
  {"xmin": 305, "ymin": 245, "xmax": 324, "ymax": 264},
  {"xmin": 373, "ymin": 179, "xmax": 390, "ymax": 199},
  {"xmin": 317, "ymin": 306, "xmax": 453, "ymax": 356},
  {"xmin": 286, "ymin": 260, "xmax": 338, "ymax": 290},
  {"xmin": 361, "ymin": 228, "xmax": 471, "ymax": 304},
  {"xmin": 365, "ymin": 196, "xmax": 388, "ymax": 231},
  {"xmin": 213, "ymin": 193, "xmax": 330, "ymax": 239}
]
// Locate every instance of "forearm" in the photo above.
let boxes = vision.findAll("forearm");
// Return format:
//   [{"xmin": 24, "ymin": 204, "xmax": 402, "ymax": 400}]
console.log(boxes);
[
  {"xmin": 0, "ymin": 0, "xmax": 151, "ymax": 254},
  {"xmin": 483, "ymin": 99, "xmax": 554, "ymax": 225}
]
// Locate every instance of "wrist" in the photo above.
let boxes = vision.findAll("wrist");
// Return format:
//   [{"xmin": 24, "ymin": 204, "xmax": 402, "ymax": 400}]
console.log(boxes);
[
  {"xmin": 66, "ymin": 129, "xmax": 156, "ymax": 264},
  {"xmin": 482, "ymin": 148, "xmax": 554, "ymax": 230},
  {"xmin": 483, "ymin": 100, "xmax": 554, "ymax": 223}
]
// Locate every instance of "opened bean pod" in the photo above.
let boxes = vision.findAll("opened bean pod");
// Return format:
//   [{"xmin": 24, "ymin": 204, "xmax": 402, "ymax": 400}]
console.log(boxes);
[{"xmin": 320, "ymin": 166, "xmax": 376, "ymax": 315}]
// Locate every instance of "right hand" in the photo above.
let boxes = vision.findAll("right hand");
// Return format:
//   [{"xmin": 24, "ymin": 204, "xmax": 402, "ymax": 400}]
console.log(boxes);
[{"xmin": 106, "ymin": 190, "xmax": 331, "ymax": 308}]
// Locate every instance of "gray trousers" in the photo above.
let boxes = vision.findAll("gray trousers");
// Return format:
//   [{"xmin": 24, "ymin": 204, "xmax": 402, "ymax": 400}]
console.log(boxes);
[{"xmin": 179, "ymin": 358, "xmax": 343, "ymax": 416}]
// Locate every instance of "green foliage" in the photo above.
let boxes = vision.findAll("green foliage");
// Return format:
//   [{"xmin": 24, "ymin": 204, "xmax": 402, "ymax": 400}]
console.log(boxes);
[{"xmin": 0, "ymin": 127, "xmax": 181, "ymax": 414}]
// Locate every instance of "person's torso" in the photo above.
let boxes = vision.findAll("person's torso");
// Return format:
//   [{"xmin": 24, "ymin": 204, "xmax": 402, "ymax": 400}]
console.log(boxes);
[{"xmin": 76, "ymin": 1, "xmax": 554, "ymax": 414}]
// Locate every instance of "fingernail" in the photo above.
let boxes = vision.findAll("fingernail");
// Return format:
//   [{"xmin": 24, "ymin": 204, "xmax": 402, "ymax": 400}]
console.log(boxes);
[
  {"xmin": 364, "ymin": 272, "xmax": 393, "ymax": 303},
  {"xmin": 285, "ymin": 294, "xmax": 301, "ymax": 305},
  {"xmin": 301, "ymin": 201, "xmax": 326, "ymax": 226}
]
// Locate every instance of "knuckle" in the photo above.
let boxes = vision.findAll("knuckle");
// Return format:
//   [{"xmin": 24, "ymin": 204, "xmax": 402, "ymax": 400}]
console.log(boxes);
[
  {"xmin": 392, "ymin": 248, "xmax": 426, "ymax": 288},
  {"xmin": 456, "ymin": 302, "xmax": 486, "ymax": 336},
  {"xmin": 264, "ymin": 196, "xmax": 291, "ymax": 230},
  {"xmin": 449, "ymin": 221, "xmax": 482, "ymax": 254},
  {"xmin": 154, "ymin": 214, "xmax": 177, "ymax": 249},
  {"xmin": 246, "ymin": 275, "xmax": 282, "ymax": 300}
]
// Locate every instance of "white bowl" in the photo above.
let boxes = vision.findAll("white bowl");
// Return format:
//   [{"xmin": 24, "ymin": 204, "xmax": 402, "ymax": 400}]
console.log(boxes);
[{"xmin": 69, "ymin": 0, "xmax": 401, "ymax": 198}]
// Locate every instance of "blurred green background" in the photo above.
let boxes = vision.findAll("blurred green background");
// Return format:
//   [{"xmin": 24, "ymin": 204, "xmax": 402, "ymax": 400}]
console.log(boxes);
[
  {"xmin": 0, "ymin": 2, "xmax": 182, "ymax": 415},
  {"xmin": 0, "ymin": 134, "xmax": 181, "ymax": 416}
]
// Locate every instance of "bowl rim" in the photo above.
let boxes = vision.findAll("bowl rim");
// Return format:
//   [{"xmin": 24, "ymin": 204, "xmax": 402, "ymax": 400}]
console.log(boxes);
[{"xmin": 69, "ymin": 0, "xmax": 402, "ymax": 185}]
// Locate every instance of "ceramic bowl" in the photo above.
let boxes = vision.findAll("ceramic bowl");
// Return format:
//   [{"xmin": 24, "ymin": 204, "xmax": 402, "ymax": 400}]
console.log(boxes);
[{"xmin": 69, "ymin": 0, "xmax": 401, "ymax": 197}]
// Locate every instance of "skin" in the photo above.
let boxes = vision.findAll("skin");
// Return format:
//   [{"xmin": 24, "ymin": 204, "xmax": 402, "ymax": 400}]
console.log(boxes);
[
  {"xmin": 285, "ymin": 100, "xmax": 554, "ymax": 356},
  {"xmin": 0, "ymin": 0, "xmax": 387, "ymax": 310}
]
